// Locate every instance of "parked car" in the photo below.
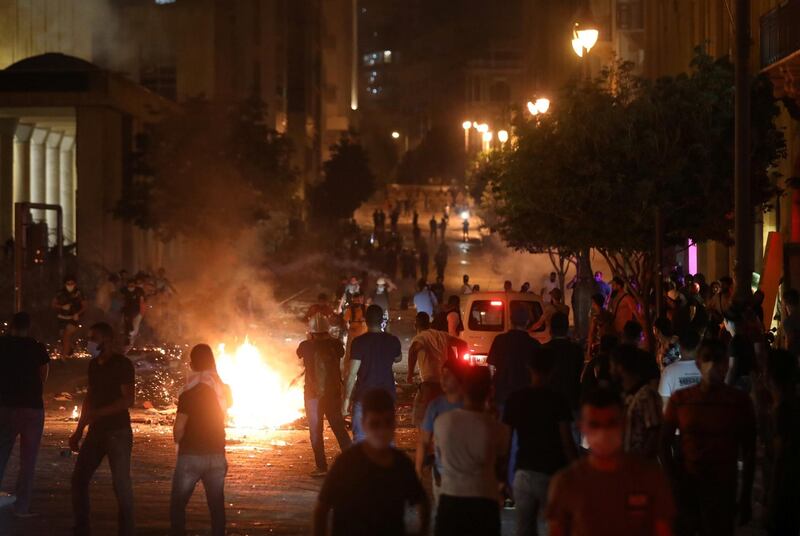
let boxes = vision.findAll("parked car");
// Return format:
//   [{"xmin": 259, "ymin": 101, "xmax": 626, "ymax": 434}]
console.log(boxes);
[{"xmin": 458, "ymin": 291, "xmax": 546, "ymax": 365}]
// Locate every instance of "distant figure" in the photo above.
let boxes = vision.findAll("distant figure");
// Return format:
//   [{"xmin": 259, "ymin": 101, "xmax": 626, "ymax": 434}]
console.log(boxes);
[
  {"xmin": 0, "ymin": 312, "xmax": 50, "ymax": 516},
  {"xmin": 520, "ymin": 282, "xmax": 531, "ymax": 293},
  {"xmin": 305, "ymin": 293, "xmax": 334, "ymax": 322},
  {"xmin": 461, "ymin": 274, "xmax": 472, "ymax": 295},
  {"xmin": 434, "ymin": 242, "xmax": 449, "ymax": 281},
  {"xmin": 120, "ymin": 279, "xmax": 145, "ymax": 347},
  {"xmin": 314, "ymin": 389, "xmax": 430, "ymax": 536},
  {"xmin": 52, "ymin": 275, "xmax": 87, "ymax": 357},
  {"xmin": 439, "ymin": 217, "xmax": 447, "ymax": 241},
  {"xmin": 430, "ymin": 216, "xmax": 438, "ymax": 239},
  {"xmin": 594, "ymin": 271, "xmax": 611, "ymax": 300},
  {"xmin": 540, "ymin": 272, "xmax": 558, "ymax": 298},
  {"xmin": 461, "ymin": 218, "xmax": 469, "ymax": 242},
  {"xmin": 504, "ymin": 280, "xmax": 513, "ymax": 293},
  {"xmin": 413, "ymin": 280, "xmax": 438, "ymax": 318},
  {"xmin": 170, "ymin": 344, "xmax": 232, "ymax": 536},
  {"xmin": 608, "ymin": 277, "xmax": 641, "ymax": 337}
]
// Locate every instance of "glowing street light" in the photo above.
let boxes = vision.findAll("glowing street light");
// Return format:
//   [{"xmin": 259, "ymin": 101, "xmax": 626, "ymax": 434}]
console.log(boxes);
[
  {"xmin": 572, "ymin": 3, "xmax": 599, "ymax": 57},
  {"xmin": 391, "ymin": 131, "xmax": 401, "ymax": 139},
  {"xmin": 477, "ymin": 123, "xmax": 489, "ymax": 133},
  {"xmin": 462, "ymin": 120, "xmax": 472, "ymax": 153},
  {"xmin": 534, "ymin": 98, "xmax": 550, "ymax": 114},
  {"xmin": 462, "ymin": 120, "xmax": 472, "ymax": 130},
  {"xmin": 498, "ymin": 130, "xmax": 509, "ymax": 144},
  {"xmin": 527, "ymin": 101, "xmax": 539, "ymax": 116},
  {"xmin": 482, "ymin": 131, "xmax": 493, "ymax": 143}
]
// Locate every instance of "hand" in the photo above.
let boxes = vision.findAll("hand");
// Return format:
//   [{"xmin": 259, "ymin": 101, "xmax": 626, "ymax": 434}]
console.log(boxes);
[
  {"xmin": 738, "ymin": 499, "xmax": 752, "ymax": 526},
  {"xmin": 69, "ymin": 430, "xmax": 83, "ymax": 452}
]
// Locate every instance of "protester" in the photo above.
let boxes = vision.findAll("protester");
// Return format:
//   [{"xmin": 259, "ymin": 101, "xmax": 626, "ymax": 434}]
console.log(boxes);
[
  {"xmin": 313, "ymin": 389, "xmax": 430, "ymax": 536},
  {"xmin": 487, "ymin": 305, "xmax": 540, "ymax": 411},
  {"xmin": 520, "ymin": 282, "xmax": 531, "ymax": 293},
  {"xmin": 429, "ymin": 216, "xmax": 438, "ymax": 239},
  {"xmin": 504, "ymin": 280, "xmax": 513, "ymax": 293},
  {"xmin": 52, "ymin": 275, "xmax": 87, "ymax": 357},
  {"xmin": 722, "ymin": 307, "xmax": 756, "ymax": 393},
  {"xmin": 415, "ymin": 359, "xmax": 465, "ymax": 503},
  {"xmin": 461, "ymin": 274, "xmax": 472, "ymax": 295},
  {"xmin": 120, "ymin": 278, "xmax": 145, "ymax": 346},
  {"xmin": 432, "ymin": 295, "xmax": 464, "ymax": 337},
  {"xmin": 765, "ymin": 349, "xmax": 800, "ymax": 535},
  {"xmin": 653, "ymin": 316, "xmax": 680, "ymax": 369},
  {"xmin": 581, "ymin": 334, "xmax": 617, "ymax": 397},
  {"xmin": 0, "ymin": 312, "xmax": 50, "ymax": 516},
  {"xmin": 610, "ymin": 345, "xmax": 662, "ymax": 459},
  {"xmin": 342, "ymin": 292, "xmax": 367, "ymax": 371},
  {"xmin": 413, "ymin": 279, "xmax": 438, "ymax": 317},
  {"xmin": 546, "ymin": 388, "xmax": 674, "ymax": 536},
  {"xmin": 543, "ymin": 312, "xmax": 584, "ymax": 418},
  {"xmin": 343, "ymin": 305, "xmax": 402, "ymax": 442},
  {"xmin": 297, "ymin": 314, "xmax": 352, "ymax": 475},
  {"xmin": 434, "ymin": 242, "xmax": 449, "ymax": 280},
  {"xmin": 661, "ymin": 339, "xmax": 756, "ymax": 535},
  {"xmin": 305, "ymin": 293, "xmax": 334, "ymax": 322},
  {"xmin": 706, "ymin": 276, "xmax": 733, "ymax": 326},
  {"xmin": 430, "ymin": 276, "xmax": 446, "ymax": 304},
  {"xmin": 407, "ymin": 313, "xmax": 465, "ymax": 428},
  {"xmin": 587, "ymin": 293, "xmax": 614, "ymax": 359},
  {"xmin": 434, "ymin": 366, "xmax": 508, "ymax": 536},
  {"xmin": 369, "ymin": 278, "xmax": 393, "ymax": 331},
  {"xmin": 621, "ymin": 319, "xmax": 644, "ymax": 347},
  {"xmin": 170, "ymin": 344, "xmax": 231, "ymax": 536},
  {"xmin": 658, "ymin": 329, "xmax": 701, "ymax": 406},
  {"xmin": 540, "ymin": 272, "xmax": 558, "ymax": 298},
  {"xmin": 530, "ymin": 288, "xmax": 569, "ymax": 336},
  {"xmin": 594, "ymin": 271, "xmax": 611, "ymax": 299},
  {"xmin": 503, "ymin": 347, "xmax": 577, "ymax": 536},
  {"xmin": 461, "ymin": 218, "xmax": 469, "ymax": 242},
  {"xmin": 608, "ymin": 276, "xmax": 640, "ymax": 337},
  {"xmin": 70, "ymin": 322, "xmax": 136, "ymax": 536}
]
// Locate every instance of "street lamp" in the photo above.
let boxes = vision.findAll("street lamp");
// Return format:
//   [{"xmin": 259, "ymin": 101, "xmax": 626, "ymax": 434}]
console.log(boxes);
[
  {"xmin": 572, "ymin": 3, "xmax": 599, "ymax": 58},
  {"xmin": 391, "ymin": 131, "xmax": 401, "ymax": 139},
  {"xmin": 462, "ymin": 120, "xmax": 472, "ymax": 153},
  {"xmin": 526, "ymin": 101, "xmax": 539, "ymax": 116},
  {"xmin": 497, "ymin": 130, "xmax": 509, "ymax": 144},
  {"xmin": 534, "ymin": 98, "xmax": 550, "ymax": 114},
  {"xmin": 477, "ymin": 123, "xmax": 489, "ymax": 134},
  {"xmin": 482, "ymin": 130, "xmax": 493, "ymax": 152}
]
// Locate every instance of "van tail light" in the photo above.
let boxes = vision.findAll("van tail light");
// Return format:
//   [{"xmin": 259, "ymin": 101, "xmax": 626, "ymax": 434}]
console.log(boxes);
[{"xmin": 490, "ymin": 300, "xmax": 503, "ymax": 307}]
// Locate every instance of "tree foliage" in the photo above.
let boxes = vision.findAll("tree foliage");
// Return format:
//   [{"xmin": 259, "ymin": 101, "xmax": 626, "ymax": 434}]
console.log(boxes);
[
  {"xmin": 115, "ymin": 96, "xmax": 296, "ymax": 241},
  {"xmin": 490, "ymin": 50, "xmax": 786, "ymax": 303},
  {"xmin": 309, "ymin": 136, "xmax": 376, "ymax": 222}
]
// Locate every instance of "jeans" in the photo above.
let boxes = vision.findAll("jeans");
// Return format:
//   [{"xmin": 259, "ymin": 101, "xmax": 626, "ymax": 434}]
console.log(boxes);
[
  {"xmin": 513, "ymin": 470, "xmax": 550, "ymax": 536},
  {"xmin": 435, "ymin": 495, "xmax": 500, "ymax": 536},
  {"xmin": 0, "ymin": 407, "xmax": 44, "ymax": 513},
  {"xmin": 170, "ymin": 454, "xmax": 227, "ymax": 536},
  {"xmin": 305, "ymin": 396, "xmax": 352, "ymax": 469},
  {"xmin": 352, "ymin": 401, "xmax": 365, "ymax": 443},
  {"xmin": 71, "ymin": 427, "xmax": 134, "ymax": 536}
]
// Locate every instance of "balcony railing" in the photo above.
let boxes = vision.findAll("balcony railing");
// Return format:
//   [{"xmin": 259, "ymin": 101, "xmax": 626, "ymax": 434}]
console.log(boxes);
[{"xmin": 760, "ymin": 0, "xmax": 800, "ymax": 69}]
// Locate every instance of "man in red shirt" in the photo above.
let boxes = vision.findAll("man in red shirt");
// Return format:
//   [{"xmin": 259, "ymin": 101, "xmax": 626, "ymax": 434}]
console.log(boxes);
[{"xmin": 660, "ymin": 339, "xmax": 756, "ymax": 536}]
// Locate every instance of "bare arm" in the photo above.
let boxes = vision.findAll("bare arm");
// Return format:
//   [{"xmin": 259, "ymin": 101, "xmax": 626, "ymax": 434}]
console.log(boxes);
[
  {"xmin": 342, "ymin": 360, "xmax": 361, "ymax": 415},
  {"xmin": 173, "ymin": 412, "xmax": 188, "ymax": 444},
  {"xmin": 415, "ymin": 430, "xmax": 433, "ymax": 478},
  {"xmin": 312, "ymin": 500, "xmax": 331, "ymax": 536}
]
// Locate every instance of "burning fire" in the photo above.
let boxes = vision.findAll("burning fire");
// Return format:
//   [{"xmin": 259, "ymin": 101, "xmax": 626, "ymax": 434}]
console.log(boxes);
[{"xmin": 215, "ymin": 339, "xmax": 305, "ymax": 430}]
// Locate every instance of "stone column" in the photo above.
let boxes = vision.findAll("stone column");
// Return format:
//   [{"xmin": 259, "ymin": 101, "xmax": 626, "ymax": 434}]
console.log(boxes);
[
  {"xmin": 13, "ymin": 124, "xmax": 32, "ymax": 204},
  {"xmin": 60, "ymin": 136, "xmax": 76, "ymax": 244},
  {"xmin": 45, "ymin": 131, "xmax": 63, "ymax": 244},
  {"xmin": 0, "ymin": 118, "xmax": 18, "ymax": 241},
  {"xmin": 29, "ymin": 127, "xmax": 49, "ymax": 221}
]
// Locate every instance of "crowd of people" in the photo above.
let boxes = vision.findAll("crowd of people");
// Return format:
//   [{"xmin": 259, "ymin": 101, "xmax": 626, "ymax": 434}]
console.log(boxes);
[{"xmin": 51, "ymin": 268, "xmax": 177, "ymax": 357}]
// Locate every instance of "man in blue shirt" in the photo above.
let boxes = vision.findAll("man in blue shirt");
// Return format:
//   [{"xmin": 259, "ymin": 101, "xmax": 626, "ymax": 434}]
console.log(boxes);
[
  {"xmin": 343, "ymin": 305, "xmax": 402, "ymax": 442},
  {"xmin": 414, "ymin": 359, "xmax": 465, "ymax": 504},
  {"xmin": 413, "ymin": 280, "xmax": 438, "ymax": 317}
]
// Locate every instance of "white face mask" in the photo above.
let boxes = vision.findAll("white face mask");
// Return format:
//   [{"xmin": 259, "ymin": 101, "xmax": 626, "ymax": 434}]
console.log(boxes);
[
  {"xmin": 584, "ymin": 427, "xmax": 623, "ymax": 457},
  {"xmin": 87, "ymin": 341, "xmax": 102, "ymax": 358}
]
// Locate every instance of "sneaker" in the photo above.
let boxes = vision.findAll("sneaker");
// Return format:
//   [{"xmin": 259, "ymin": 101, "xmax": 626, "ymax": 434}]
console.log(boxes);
[
  {"xmin": 0, "ymin": 493, "xmax": 16, "ymax": 508},
  {"xmin": 309, "ymin": 467, "xmax": 328, "ymax": 477}
]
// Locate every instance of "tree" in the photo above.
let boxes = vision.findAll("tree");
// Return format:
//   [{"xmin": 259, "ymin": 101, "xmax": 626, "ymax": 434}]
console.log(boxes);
[
  {"xmin": 309, "ymin": 136, "xmax": 376, "ymax": 222},
  {"xmin": 490, "ymin": 50, "xmax": 786, "ymax": 335},
  {"xmin": 115, "ymin": 96, "xmax": 296, "ymax": 242}
]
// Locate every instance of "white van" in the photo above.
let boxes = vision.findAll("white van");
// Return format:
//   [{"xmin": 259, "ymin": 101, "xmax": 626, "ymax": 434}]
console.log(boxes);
[{"xmin": 458, "ymin": 291, "xmax": 547, "ymax": 365}]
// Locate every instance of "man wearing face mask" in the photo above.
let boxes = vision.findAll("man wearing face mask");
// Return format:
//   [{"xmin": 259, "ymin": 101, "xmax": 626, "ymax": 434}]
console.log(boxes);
[
  {"xmin": 313, "ymin": 389, "xmax": 430, "ymax": 536},
  {"xmin": 546, "ymin": 388, "xmax": 674, "ymax": 536},
  {"xmin": 69, "ymin": 322, "xmax": 136, "ymax": 536},
  {"xmin": 52, "ymin": 275, "xmax": 87, "ymax": 357},
  {"xmin": 660, "ymin": 339, "xmax": 756, "ymax": 535}
]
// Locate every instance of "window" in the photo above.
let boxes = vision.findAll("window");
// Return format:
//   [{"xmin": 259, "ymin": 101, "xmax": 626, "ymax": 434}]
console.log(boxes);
[
  {"xmin": 468, "ymin": 300, "xmax": 505, "ymax": 332},
  {"xmin": 617, "ymin": 0, "xmax": 644, "ymax": 31},
  {"xmin": 511, "ymin": 301, "xmax": 544, "ymax": 331}
]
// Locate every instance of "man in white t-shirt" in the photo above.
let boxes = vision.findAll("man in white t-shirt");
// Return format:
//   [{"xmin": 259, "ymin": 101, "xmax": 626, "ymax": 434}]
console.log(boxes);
[
  {"xmin": 433, "ymin": 367, "xmax": 509, "ymax": 536},
  {"xmin": 658, "ymin": 330, "xmax": 702, "ymax": 407}
]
